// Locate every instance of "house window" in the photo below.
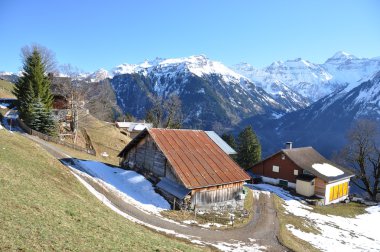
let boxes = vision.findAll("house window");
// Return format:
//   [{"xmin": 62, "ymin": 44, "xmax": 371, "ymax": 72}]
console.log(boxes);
[
  {"xmin": 273, "ymin": 165, "xmax": 279, "ymax": 173},
  {"xmin": 294, "ymin": 170, "xmax": 298, "ymax": 175},
  {"xmin": 303, "ymin": 170, "xmax": 313, "ymax": 175},
  {"xmin": 281, "ymin": 154, "xmax": 286, "ymax": 160}
]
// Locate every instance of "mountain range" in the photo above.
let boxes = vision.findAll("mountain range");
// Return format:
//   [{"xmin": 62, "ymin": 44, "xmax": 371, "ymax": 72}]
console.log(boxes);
[{"xmin": 1, "ymin": 51, "xmax": 379, "ymax": 156}]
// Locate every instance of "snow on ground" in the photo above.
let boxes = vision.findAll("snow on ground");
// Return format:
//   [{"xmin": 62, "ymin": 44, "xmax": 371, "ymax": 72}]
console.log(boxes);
[
  {"xmin": 312, "ymin": 163, "xmax": 344, "ymax": 177},
  {"xmin": 70, "ymin": 166, "xmax": 265, "ymax": 252},
  {"xmin": 182, "ymin": 219, "xmax": 226, "ymax": 228},
  {"xmin": 77, "ymin": 160, "xmax": 170, "ymax": 214},
  {"xmin": 0, "ymin": 103, "xmax": 9, "ymax": 109},
  {"xmin": 251, "ymin": 183, "xmax": 380, "ymax": 251}
]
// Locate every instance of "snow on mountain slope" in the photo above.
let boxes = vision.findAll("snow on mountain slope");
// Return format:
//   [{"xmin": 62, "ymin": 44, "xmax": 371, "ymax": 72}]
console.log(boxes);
[
  {"xmin": 233, "ymin": 52, "xmax": 380, "ymax": 103},
  {"xmin": 111, "ymin": 55, "xmax": 285, "ymax": 129},
  {"xmin": 323, "ymin": 51, "xmax": 380, "ymax": 92},
  {"xmin": 113, "ymin": 55, "xmax": 247, "ymax": 84},
  {"xmin": 86, "ymin": 68, "xmax": 110, "ymax": 82},
  {"xmin": 249, "ymin": 70, "xmax": 380, "ymax": 158},
  {"xmin": 233, "ymin": 62, "xmax": 311, "ymax": 111},
  {"xmin": 0, "ymin": 71, "xmax": 20, "ymax": 83}
]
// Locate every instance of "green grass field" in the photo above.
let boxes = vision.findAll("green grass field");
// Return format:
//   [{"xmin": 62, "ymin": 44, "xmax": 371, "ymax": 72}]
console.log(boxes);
[
  {"xmin": 0, "ymin": 130, "xmax": 206, "ymax": 251},
  {"xmin": 0, "ymin": 79, "xmax": 15, "ymax": 98}
]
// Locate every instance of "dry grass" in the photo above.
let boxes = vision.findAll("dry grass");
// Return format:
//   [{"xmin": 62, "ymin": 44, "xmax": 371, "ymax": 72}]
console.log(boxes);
[
  {"xmin": 312, "ymin": 202, "xmax": 366, "ymax": 218},
  {"xmin": 78, "ymin": 112, "xmax": 131, "ymax": 165},
  {"xmin": 57, "ymin": 112, "xmax": 131, "ymax": 166},
  {"xmin": 0, "ymin": 79, "xmax": 15, "ymax": 98},
  {"xmin": 273, "ymin": 195, "xmax": 320, "ymax": 252},
  {"xmin": 0, "ymin": 130, "xmax": 206, "ymax": 251}
]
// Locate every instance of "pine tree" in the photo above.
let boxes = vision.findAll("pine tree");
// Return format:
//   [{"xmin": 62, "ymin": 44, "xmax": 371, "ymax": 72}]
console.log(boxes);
[
  {"xmin": 29, "ymin": 99, "xmax": 56, "ymax": 135},
  {"xmin": 13, "ymin": 47, "xmax": 55, "ymax": 134},
  {"xmin": 221, "ymin": 133, "xmax": 237, "ymax": 151},
  {"xmin": 236, "ymin": 126, "xmax": 261, "ymax": 169}
]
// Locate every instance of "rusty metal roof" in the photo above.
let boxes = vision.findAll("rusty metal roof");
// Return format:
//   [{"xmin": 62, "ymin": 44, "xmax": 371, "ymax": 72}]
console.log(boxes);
[
  {"xmin": 119, "ymin": 128, "xmax": 250, "ymax": 189},
  {"xmin": 150, "ymin": 129, "xmax": 250, "ymax": 189}
]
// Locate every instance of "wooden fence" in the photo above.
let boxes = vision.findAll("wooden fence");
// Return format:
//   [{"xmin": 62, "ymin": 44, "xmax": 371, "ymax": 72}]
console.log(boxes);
[{"xmin": 17, "ymin": 118, "xmax": 96, "ymax": 156}]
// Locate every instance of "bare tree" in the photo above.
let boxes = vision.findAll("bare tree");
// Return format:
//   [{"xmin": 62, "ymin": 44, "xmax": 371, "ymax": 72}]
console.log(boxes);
[
  {"xmin": 338, "ymin": 120, "xmax": 380, "ymax": 201},
  {"xmin": 145, "ymin": 96, "xmax": 163, "ymax": 127},
  {"xmin": 163, "ymin": 95, "xmax": 182, "ymax": 129},
  {"xmin": 146, "ymin": 95, "xmax": 183, "ymax": 128},
  {"xmin": 54, "ymin": 64, "xmax": 87, "ymax": 143},
  {"xmin": 21, "ymin": 44, "xmax": 57, "ymax": 73}
]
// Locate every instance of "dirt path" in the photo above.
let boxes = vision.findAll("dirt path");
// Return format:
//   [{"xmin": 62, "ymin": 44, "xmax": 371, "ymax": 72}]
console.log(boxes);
[{"xmin": 5, "ymin": 121, "xmax": 288, "ymax": 251}]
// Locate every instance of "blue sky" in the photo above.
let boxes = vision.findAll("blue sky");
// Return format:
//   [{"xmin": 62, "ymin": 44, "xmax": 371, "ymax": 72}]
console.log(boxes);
[{"xmin": 1, "ymin": 0, "xmax": 379, "ymax": 72}]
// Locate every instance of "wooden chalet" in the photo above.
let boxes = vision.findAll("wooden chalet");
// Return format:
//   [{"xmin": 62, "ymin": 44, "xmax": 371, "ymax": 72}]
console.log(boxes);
[
  {"xmin": 249, "ymin": 143, "xmax": 354, "ymax": 205},
  {"xmin": 118, "ymin": 128, "xmax": 250, "ymax": 210}
]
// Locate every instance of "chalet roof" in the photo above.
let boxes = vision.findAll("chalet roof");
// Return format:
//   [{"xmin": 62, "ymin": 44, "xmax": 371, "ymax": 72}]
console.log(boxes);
[
  {"xmin": 282, "ymin": 147, "xmax": 354, "ymax": 183},
  {"xmin": 118, "ymin": 128, "xmax": 250, "ymax": 189}
]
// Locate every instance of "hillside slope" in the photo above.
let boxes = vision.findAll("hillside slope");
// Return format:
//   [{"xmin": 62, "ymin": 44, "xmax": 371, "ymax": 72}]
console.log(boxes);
[
  {"xmin": 0, "ymin": 79, "xmax": 15, "ymax": 98},
  {"xmin": 0, "ymin": 130, "xmax": 203, "ymax": 251}
]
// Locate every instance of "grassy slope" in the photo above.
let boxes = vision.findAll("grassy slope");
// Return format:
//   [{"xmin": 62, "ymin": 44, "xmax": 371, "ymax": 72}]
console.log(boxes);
[
  {"xmin": 0, "ymin": 79, "xmax": 15, "ymax": 98},
  {"xmin": 312, "ymin": 202, "xmax": 366, "ymax": 217},
  {"xmin": 0, "ymin": 130, "xmax": 205, "ymax": 251},
  {"xmin": 79, "ymin": 113, "xmax": 130, "ymax": 166}
]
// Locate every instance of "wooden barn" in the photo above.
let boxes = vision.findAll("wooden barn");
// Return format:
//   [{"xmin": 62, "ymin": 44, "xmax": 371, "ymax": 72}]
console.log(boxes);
[
  {"xmin": 249, "ymin": 143, "xmax": 354, "ymax": 205},
  {"xmin": 118, "ymin": 128, "xmax": 250, "ymax": 210}
]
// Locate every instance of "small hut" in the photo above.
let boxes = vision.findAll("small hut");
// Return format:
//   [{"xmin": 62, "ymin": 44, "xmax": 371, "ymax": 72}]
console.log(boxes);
[{"xmin": 118, "ymin": 128, "xmax": 250, "ymax": 210}]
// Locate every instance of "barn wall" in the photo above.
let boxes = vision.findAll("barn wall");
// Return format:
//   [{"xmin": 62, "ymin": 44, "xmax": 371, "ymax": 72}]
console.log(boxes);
[
  {"xmin": 190, "ymin": 182, "xmax": 244, "ymax": 209},
  {"xmin": 250, "ymin": 152, "xmax": 303, "ymax": 183},
  {"xmin": 121, "ymin": 135, "xmax": 183, "ymax": 185}
]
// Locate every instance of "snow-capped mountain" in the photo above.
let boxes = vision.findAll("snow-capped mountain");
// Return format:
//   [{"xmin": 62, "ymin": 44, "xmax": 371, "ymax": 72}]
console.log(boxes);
[
  {"xmin": 0, "ymin": 71, "xmax": 19, "ymax": 83},
  {"xmin": 111, "ymin": 55, "xmax": 286, "ymax": 129},
  {"xmin": 85, "ymin": 68, "xmax": 110, "ymax": 82},
  {"xmin": 247, "ymin": 70, "xmax": 380, "ymax": 157},
  {"xmin": 233, "ymin": 51, "xmax": 380, "ymax": 102},
  {"xmin": 232, "ymin": 62, "xmax": 310, "ymax": 111}
]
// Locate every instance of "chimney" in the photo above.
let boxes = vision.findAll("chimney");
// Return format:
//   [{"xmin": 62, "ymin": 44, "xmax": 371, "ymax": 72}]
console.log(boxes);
[{"xmin": 285, "ymin": 142, "xmax": 293, "ymax": 149}]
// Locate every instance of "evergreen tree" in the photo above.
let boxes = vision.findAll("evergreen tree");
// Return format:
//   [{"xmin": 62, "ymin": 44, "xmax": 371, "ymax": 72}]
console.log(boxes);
[
  {"xmin": 236, "ymin": 126, "xmax": 261, "ymax": 169},
  {"xmin": 13, "ymin": 47, "xmax": 55, "ymax": 134},
  {"xmin": 221, "ymin": 133, "xmax": 237, "ymax": 151}
]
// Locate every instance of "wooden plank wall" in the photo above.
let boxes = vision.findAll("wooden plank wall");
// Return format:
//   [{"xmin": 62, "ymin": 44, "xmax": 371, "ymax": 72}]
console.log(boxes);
[
  {"xmin": 191, "ymin": 183, "xmax": 243, "ymax": 206},
  {"xmin": 122, "ymin": 136, "xmax": 183, "ymax": 184},
  {"xmin": 315, "ymin": 178, "xmax": 326, "ymax": 197}
]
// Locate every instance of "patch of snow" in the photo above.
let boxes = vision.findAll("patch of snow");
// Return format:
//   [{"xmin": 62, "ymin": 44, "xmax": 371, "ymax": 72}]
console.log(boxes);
[
  {"xmin": 183, "ymin": 220, "xmax": 198, "ymax": 225},
  {"xmin": 100, "ymin": 152, "xmax": 109, "ymax": 157},
  {"xmin": 312, "ymin": 163, "xmax": 344, "ymax": 177},
  {"xmin": 197, "ymin": 88, "xmax": 205, "ymax": 94},
  {"xmin": 77, "ymin": 160, "xmax": 170, "ymax": 214},
  {"xmin": 251, "ymin": 183, "xmax": 380, "ymax": 252},
  {"xmin": 0, "ymin": 103, "xmax": 9, "ymax": 109}
]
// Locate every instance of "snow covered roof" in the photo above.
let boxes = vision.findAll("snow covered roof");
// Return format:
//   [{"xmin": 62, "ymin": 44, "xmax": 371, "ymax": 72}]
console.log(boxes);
[
  {"xmin": 205, "ymin": 131, "xmax": 237, "ymax": 155},
  {"xmin": 115, "ymin": 121, "xmax": 153, "ymax": 131},
  {"xmin": 282, "ymin": 147, "xmax": 354, "ymax": 183}
]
